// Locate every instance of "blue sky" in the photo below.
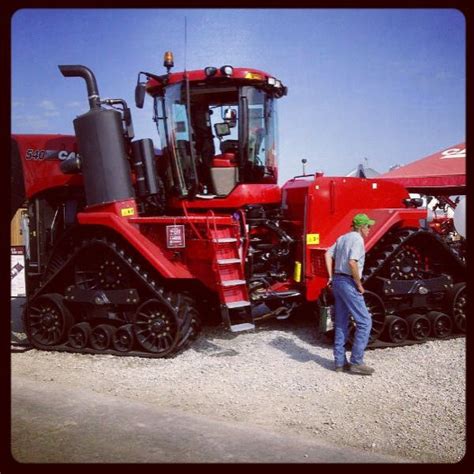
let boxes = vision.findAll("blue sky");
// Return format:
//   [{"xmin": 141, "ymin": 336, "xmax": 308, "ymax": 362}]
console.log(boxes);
[{"xmin": 11, "ymin": 8, "xmax": 465, "ymax": 182}]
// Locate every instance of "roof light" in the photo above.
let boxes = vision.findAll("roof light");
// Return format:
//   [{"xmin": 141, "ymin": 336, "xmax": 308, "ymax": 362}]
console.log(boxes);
[
  {"xmin": 205, "ymin": 66, "xmax": 217, "ymax": 77},
  {"xmin": 220, "ymin": 65, "xmax": 234, "ymax": 76},
  {"xmin": 267, "ymin": 77, "xmax": 276, "ymax": 86},
  {"xmin": 163, "ymin": 51, "xmax": 174, "ymax": 73}
]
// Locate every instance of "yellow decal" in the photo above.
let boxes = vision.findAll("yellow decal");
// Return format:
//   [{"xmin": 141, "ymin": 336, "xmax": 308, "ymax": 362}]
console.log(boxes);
[
  {"xmin": 245, "ymin": 72, "xmax": 264, "ymax": 80},
  {"xmin": 120, "ymin": 207, "xmax": 135, "ymax": 217},
  {"xmin": 306, "ymin": 233, "xmax": 320, "ymax": 245},
  {"xmin": 294, "ymin": 261, "xmax": 302, "ymax": 282}
]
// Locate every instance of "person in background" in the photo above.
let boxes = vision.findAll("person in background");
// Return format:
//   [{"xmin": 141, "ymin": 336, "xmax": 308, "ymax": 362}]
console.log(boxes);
[
  {"xmin": 324, "ymin": 213, "xmax": 376, "ymax": 376},
  {"xmin": 192, "ymin": 104, "xmax": 216, "ymax": 197}
]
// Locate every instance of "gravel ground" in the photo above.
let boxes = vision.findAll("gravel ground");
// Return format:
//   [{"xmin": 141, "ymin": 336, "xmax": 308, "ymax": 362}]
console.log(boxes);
[{"xmin": 11, "ymin": 317, "xmax": 466, "ymax": 463}]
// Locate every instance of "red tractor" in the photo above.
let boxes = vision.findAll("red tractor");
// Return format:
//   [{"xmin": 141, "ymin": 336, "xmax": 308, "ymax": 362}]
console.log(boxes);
[{"xmin": 11, "ymin": 53, "xmax": 466, "ymax": 357}]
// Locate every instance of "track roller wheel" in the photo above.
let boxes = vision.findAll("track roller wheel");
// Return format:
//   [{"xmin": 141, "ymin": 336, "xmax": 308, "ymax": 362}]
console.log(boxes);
[
  {"xmin": 25, "ymin": 293, "xmax": 74, "ymax": 346},
  {"xmin": 364, "ymin": 291, "xmax": 386, "ymax": 343},
  {"xmin": 349, "ymin": 291, "xmax": 386, "ymax": 345},
  {"xmin": 176, "ymin": 308, "xmax": 202, "ymax": 351},
  {"xmin": 68, "ymin": 322, "xmax": 92, "ymax": 349},
  {"xmin": 112, "ymin": 324, "xmax": 135, "ymax": 352},
  {"xmin": 446, "ymin": 283, "xmax": 466, "ymax": 333},
  {"xmin": 133, "ymin": 299, "xmax": 179, "ymax": 356},
  {"xmin": 381, "ymin": 315, "xmax": 409, "ymax": 344},
  {"xmin": 406, "ymin": 313, "xmax": 431, "ymax": 341},
  {"xmin": 174, "ymin": 294, "xmax": 202, "ymax": 351},
  {"xmin": 74, "ymin": 245, "xmax": 131, "ymax": 291},
  {"xmin": 388, "ymin": 244, "xmax": 423, "ymax": 280},
  {"xmin": 426, "ymin": 311, "xmax": 452, "ymax": 339},
  {"xmin": 90, "ymin": 324, "xmax": 117, "ymax": 350}
]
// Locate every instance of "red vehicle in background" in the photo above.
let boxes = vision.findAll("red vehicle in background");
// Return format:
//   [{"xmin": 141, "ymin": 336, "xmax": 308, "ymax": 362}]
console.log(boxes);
[{"xmin": 380, "ymin": 144, "xmax": 466, "ymax": 267}]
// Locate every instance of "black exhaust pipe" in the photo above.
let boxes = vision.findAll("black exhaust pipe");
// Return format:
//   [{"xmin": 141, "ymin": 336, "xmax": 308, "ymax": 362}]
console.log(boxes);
[
  {"xmin": 58, "ymin": 65, "xmax": 101, "ymax": 109},
  {"xmin": 59, "ymin": 64, "xmax": 134, "ymax": 206}
]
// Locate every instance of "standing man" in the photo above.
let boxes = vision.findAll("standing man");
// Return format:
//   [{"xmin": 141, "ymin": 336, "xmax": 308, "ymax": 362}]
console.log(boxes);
[
  {"xmin": 324, "ymin": 213, "xmax": 376, "ymax": 375},
  {"xmin": 191, "ymin": 104, "xmax": 216, "ymax": 197}
]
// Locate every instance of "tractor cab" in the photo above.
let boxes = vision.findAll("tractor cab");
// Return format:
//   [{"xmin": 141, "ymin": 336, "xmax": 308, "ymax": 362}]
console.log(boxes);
[{"xmin": 135, "ymin": 52, "xmax": 287, "ymax": 204}]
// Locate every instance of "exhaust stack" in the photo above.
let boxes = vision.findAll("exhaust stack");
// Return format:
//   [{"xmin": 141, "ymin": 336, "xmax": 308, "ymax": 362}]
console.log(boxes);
[
  {"xmin": 59, "ymin": 64, "xmax": 135, "ymax": 206},
  {"xmin": 58, "ymin": 65, "xmax": 101, "ymax": 110}
]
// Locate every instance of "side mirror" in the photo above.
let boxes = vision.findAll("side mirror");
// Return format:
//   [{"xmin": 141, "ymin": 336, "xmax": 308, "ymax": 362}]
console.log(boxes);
[{"xmin": 135, "ymin": 83, "xmax": 146, "ymax": 109}]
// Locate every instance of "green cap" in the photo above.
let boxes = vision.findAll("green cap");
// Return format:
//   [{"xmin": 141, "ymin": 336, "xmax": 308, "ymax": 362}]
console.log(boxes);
[{"xmin": 353, "ymin": 213, "xmax": 375, "ymax": 228}]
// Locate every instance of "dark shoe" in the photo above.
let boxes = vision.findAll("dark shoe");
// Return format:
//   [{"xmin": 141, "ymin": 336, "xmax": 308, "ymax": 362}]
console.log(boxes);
[
  {"xmin": 349, "ymin": 363, "xmax": 374, "ymax": 375},
  {"xmin": 335, "ymin": 363, "xmax": 351, "ymax": 373}
]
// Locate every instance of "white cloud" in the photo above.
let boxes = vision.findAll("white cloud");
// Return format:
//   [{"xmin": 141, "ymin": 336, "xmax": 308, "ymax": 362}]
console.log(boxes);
[
  {"xmin": 38, "ymin": 99, "xmax": 57, "ymax": 111},
  {"xmin": 12, "ymin": 114, "xmax": 51, "ymax": 132},
  {"xmin": 66, "ymin": 101, "xmax": 82, "ymax": 108}
]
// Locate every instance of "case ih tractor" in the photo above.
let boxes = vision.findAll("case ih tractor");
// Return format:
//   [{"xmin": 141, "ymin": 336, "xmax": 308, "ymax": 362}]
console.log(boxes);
[{"xmin": 11, "ymin": 53, "xmax": 466, "ymax": 357}]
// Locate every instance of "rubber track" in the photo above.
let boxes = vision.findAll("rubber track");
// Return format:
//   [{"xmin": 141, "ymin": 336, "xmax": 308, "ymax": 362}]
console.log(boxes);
[
  {"xmin": 25, "ymin": 236, "xmax": 201, "ymax": 358},
  {"xmin": 363, "ymin": 228, "xmax": 465, "ymax": 284},
  {"xmin": 323, "ymin": 330, "xmax": 464, "ymax": 350},
  {"xmin": 361, "ymin": 227, "xmax": 466, "ymax": 348}
]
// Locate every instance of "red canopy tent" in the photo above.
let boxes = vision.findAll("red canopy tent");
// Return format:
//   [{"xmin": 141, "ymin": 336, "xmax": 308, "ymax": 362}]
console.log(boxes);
[{"xmin": 379, "ymin": 143, "xmax": 466, "ymax": 195}]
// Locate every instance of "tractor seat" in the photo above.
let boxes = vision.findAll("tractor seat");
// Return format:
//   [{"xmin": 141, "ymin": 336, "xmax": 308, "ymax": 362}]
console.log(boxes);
[
  {"xmin": 210, "ymin": 152, "xmax": 238, "ymax": 196},
  {"xmin": 212, "ymin": 153, "xmax": 237, "ymax": 168}
]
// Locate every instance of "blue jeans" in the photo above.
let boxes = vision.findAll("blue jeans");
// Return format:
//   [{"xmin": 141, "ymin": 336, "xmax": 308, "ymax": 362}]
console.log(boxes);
[{"xmin": 332, "ymin": 274, "xmax": 372, "ymax": 367}]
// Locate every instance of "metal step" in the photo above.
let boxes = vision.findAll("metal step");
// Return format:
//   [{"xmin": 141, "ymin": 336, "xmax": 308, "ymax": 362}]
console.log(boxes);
[
  {"xmin": 229, "ymin": 322, "xmax": 255, "ymax": 332},
  {"xmin": 217, "ymin": 258, "xmax": 241, "ymax": 265},
  {"xmin": 221, "ymin": 279, "xmax": 246, "ymax": 287},
  {"xmin": 225, "ymin": 300, "xmax": 251, "ymax": 309},
  {"xmin": 212, "ymin": 238, "xmax": 237, "ymax": 243}
]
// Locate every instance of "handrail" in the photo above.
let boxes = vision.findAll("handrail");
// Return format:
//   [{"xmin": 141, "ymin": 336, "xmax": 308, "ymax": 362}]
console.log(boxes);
[
  {"xmin": 238, "ymin": 209, "xmax": 250, "ymax": 261},
  {"xmin": 181, "ymin": 201, "xmax": 203, "ymax": 240}
]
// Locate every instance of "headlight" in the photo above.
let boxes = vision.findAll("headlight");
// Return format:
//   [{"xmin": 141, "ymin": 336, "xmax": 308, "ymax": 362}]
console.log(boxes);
[
  {"xmin": 220, "ymin": 65, "xmax": 233, "ymax": 76},
  {"xmin": 205, "ymin": 66, "xmax": 217, "ymax": 77}
]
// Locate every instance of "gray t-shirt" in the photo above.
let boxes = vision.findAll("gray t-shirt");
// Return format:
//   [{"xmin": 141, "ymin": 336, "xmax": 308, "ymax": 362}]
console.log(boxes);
[{"xmin": 327, "ymin": 231, "xmax": 365, "ymax": 278}]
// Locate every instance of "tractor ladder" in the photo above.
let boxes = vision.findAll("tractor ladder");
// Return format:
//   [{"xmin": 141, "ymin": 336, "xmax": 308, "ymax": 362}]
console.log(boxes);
[{"xmin": 207, "ymin": 225, "xmax": 254, "ymax": 332}]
